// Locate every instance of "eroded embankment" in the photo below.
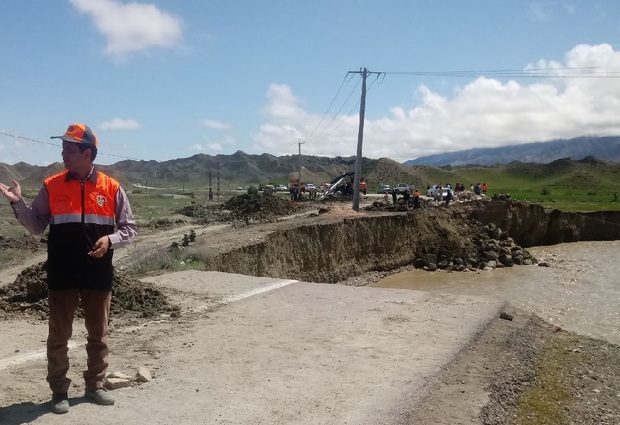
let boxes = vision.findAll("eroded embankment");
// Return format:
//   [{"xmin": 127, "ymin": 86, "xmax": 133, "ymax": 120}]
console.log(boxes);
[
  {"xmin": 208, "ymin": 206, "xmax": 533, "ymax": 283},
  {"xmin": 208, "ymin": 201, "xmax": 620, "ymax": 283},
  {"xmin": 467, "ymin": 201, "xmax": 620, "ymax": 246}
]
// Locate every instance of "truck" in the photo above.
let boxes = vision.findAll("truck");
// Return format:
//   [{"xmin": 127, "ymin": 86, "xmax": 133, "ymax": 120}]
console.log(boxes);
[{"xmin": 394, "ymin": 183, "xmax": 411, "ymax": 194}]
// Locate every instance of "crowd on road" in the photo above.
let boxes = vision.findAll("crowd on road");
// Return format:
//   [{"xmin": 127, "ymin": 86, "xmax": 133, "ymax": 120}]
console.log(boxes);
[{"xmin": 380, "ymin": 181, "xmax": 491, "ymax": 210}]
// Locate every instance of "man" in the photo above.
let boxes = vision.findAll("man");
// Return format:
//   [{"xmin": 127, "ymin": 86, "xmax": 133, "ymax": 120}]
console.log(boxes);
[
  {"xmin": 413, "ymin": 188, "xmax": 420, "ymax": 209},
  {"xmin": 0, "ymin": 123, "xmax": 137, "ymax": 414}
]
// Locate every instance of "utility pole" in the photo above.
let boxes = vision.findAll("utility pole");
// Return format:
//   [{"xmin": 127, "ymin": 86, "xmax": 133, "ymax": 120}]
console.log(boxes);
[
  {"xmin": 298, "ymin": 141, "xmax": 304, "ymax": 186},
  {"xmin": 208, "ymin": 170, "xmax": 213, "ymax": 202},
  {"xmin": 217, "ymin": 161, "xmax": 221, "ymax": 197},
  {"xmin": 348, "ymin": 67, "xmax": 384, "ymax": 211},
  {"xmin": 351, "ymin": 67, "xmax": 367, "ymax": 211}
]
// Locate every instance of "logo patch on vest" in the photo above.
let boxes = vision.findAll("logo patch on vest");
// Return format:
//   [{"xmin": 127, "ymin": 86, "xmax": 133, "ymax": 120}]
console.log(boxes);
[{"xmin": 96, "ymin": 195, "xmax": 106, "ymax": 207}]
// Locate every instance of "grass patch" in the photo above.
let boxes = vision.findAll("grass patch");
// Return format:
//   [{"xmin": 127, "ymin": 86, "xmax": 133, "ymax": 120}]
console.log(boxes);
[
  {"xmin": 130, "ymin": 245, "xmax": 213, "ymax": 276},
  {"xmin": 513, "ymin": 335, "xmax": 577, "ymax": 425}
]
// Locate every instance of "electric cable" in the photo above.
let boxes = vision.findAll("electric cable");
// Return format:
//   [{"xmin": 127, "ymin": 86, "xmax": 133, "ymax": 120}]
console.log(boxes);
[
  {"xmin": 305, "ymin": 75, "xmax": 361, "ymax": 144},
  {"xmin": 0, "ymin": 131, "xmax": 140, "ymax": 161}
]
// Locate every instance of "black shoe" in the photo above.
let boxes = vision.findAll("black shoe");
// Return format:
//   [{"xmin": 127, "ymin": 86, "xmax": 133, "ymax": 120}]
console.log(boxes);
[
  {"xmin": 51, "ymin": 392, "xmax": 69, "ymax": 414},
  {"xmin": 84, "ymin": 388, "xmax": 115, "ymax": 406}
]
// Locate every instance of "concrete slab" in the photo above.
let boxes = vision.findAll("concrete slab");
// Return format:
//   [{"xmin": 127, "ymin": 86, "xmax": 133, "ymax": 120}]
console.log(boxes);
[{"xmin": 0, "ymin": 271, "xmax": 504, "ymax": 425}]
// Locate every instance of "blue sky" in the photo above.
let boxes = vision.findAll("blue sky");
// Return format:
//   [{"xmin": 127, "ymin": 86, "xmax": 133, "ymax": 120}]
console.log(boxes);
[{"xmin": 1, "ymin": 0, "xmax": 619, "ymax": 165}]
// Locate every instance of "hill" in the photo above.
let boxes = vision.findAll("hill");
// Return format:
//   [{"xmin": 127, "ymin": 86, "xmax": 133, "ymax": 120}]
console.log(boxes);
[
  {"xmin": 405, "ymin": 136, "xmax": 620, "ymax": 166},
  {"xmin": 0, "ymin": 152, "xmax": 383, "ymax": 192},
  {"xmin": 2, "ymin": 151, "xmax": 620, "ymax": 202}
]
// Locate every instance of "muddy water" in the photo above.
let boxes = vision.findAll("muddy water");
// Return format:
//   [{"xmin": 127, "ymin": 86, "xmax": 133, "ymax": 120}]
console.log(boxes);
[{"xmin": 373, "ymin": 241, "xmax": 620, "ymax": 345}]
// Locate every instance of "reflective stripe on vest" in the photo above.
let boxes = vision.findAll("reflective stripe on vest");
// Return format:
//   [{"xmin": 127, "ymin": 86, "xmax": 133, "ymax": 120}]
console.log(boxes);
[{"xmin": 50, "ymin": 213, "xmax": 115, "ymax": 225}]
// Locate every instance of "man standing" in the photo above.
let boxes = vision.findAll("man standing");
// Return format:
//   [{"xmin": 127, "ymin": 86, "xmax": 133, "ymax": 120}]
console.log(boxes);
[
  {"xmin": 0, "ymin": 123, "xmax": 137, "ymax": 414},
  {"xmin": 413, "ymin": 188, "xmax": 420, "ymax": 209}
]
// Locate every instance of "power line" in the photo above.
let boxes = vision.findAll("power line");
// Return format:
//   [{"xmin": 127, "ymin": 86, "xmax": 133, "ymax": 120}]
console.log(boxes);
[
  {"xmin": 304, "ymin": 73, "xmax": 350, "ymax": 142},
  {"xmin": 382, "ymin": 66, "xmax": 620, "ymax": 78},
  {"xmin": 322, "ymin": 72, "xmax": 385, "ymax": 137},
  {"xmin": 0, "ymin": 131, "xmax": 140, "ymax": 161},
  {"xmin": 305, "ymin": 75, "xmax": 362, "ymax": 144},
  {"xmin": 283, "ymin": 73, "xmax": 359, "ymax": 149}
]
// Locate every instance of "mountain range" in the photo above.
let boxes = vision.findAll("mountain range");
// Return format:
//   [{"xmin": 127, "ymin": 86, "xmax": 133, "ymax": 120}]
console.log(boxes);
[
  {"xmin": 405, "ymin": 136, "xmax": 620, "ymax": 166},
  {"xmin": 1, "ymin": 136, "xmax": 619, "ymax": 192}
]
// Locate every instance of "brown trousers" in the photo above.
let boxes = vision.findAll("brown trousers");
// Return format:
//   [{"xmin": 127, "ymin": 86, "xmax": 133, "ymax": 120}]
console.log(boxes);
[{"xmin": 46, "ymin": 289, "xmax": 112, "ymax": 394}]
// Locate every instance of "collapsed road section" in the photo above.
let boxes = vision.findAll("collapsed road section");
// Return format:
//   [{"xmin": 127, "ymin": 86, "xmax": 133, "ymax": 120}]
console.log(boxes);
[{"xmin": 206, "ymin": 201, "xmax": 620, "ymax": 283}]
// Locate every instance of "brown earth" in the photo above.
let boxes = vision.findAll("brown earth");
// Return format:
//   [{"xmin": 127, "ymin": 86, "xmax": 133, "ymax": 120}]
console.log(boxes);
[
  {"xmin": 0, "ymin": 263, "xmax": 179, "ymax": 321},
  {"xmin": 0, "ymin": 194, "xmax": 619, "ymax": 424}
]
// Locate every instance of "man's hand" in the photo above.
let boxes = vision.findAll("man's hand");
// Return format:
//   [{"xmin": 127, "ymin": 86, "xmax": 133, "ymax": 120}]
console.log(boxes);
[
  {"xmin": 88, "ymin": 236, "xmax": 110, "ymax": 258},
  {"xmin": 0, "ymin": 180, "xmax": 23, "ymax": 203}
]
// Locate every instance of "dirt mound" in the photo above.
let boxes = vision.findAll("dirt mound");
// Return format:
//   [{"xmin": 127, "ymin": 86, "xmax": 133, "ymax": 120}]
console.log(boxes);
[
  {"xmin": 0, "ymin": 263, "xmax": 179, "ymax": 320},
  {"xmin": 175, "ymin": 204, "xmax": 210, "ymax": 218},
  {"xmin": 0, "ymin": 234, "xmax": 44, "ymax": 251},
  {"xmin": 223, "ymin": 194, "xmax": 299, "ymax": 220}
]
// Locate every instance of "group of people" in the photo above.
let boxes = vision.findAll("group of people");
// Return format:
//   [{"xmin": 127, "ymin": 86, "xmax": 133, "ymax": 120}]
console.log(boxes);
[
  {"xmin": 289, "ymin": 186, "xmax": 318, "ymax": 201},
  {"xmin": 472, "ymin": 182, "xmax": 488, "ymax": 195},
  {"xmin": 428, "ymin": 182, "xmax": 489, "ymax": 200},
  {"xmin": 385, "ymin": 187, "xmax": 421, "ymax": 209},
  {"xmin": 0, "ymin": 123, "xmax": 137, "ymax": 414}
]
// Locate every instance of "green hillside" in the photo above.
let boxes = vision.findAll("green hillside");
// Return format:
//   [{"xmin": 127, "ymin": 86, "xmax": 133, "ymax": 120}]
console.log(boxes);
[{"xmin": 411, "ymin": 157, "xmax": 620, "ymax": 211}]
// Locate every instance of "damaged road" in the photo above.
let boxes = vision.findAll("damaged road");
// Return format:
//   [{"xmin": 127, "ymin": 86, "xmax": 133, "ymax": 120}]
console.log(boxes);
[
  {"xmin": 1, "ymin": 196, "xmax": 619, "ymax": 424},
  {"xmin": 0, "ymin": 271, "xmax": 506, "ymax": 425}
]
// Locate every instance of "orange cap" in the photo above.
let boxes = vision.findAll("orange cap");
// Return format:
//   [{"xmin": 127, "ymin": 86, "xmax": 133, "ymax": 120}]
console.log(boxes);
[{"xmin": 51, "ymin": 123, "xmax": 98, "ymax": 147}]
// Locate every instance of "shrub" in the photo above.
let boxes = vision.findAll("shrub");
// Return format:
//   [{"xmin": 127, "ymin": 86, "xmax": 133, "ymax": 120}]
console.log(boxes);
[
  {"xmin": 540, "ymin": 187, "xmax": 551, "ymax": 195},
  {"xmin": 247, "ymin": 186, "xmax": 259, "ymax": 195}
]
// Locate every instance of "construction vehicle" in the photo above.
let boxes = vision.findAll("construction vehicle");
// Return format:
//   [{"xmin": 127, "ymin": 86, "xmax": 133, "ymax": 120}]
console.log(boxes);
[{"xmin": 324, "ymin": 172, "xmax": 368, "ymax": 197}]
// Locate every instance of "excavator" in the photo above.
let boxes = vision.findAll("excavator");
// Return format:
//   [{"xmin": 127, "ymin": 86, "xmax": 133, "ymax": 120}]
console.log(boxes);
[{"xmin": 324, "ymin": 172, "xmax": 367, "ymax": 197}]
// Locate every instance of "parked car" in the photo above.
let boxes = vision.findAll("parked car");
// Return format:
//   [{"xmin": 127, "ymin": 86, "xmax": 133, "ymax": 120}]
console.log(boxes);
[
  {"xmin": 427, "ymin": 185, "xmax": 450, "ymax": 200},
  {"xmin": 377, "ymin": 184, "xmax": 391, "ymax": 194},
  {"xmin": 394, "ymin": 183, "xmax": 411, "ymax": 194},
  {"xmin": 276, "ymin": 185, "xmax": 288, "ymax": 191},
  {"xmin": 305, "ymin": 183, "xmax": 317, "ymax": 191}
]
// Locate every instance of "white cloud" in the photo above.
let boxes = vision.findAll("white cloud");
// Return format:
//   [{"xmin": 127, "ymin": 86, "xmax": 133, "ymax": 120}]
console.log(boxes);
[
  {"xmin": 201, "ymin": 119, "xmax": 232, "ymax": 130},
  {"xmin": 189, "ymin": 135, "xmax": 235, "ymax": 153},
  {"xmin": 253, "ymin": 44, "xmax": 620, "ymax": 162},
  {"xmin": 207, "ymin": 142, "xmax": 223, "ymax": 151},
  {"xmin": 69, "ymin": 0, "xmax": 183, "ymax": 57},
  {"xmin": 99, "ymin": 118, "xmax": 141, "ymax": 130},
  {"xmin": 189, "ymin": 143, "xmax": 223, "ymax": 152}
]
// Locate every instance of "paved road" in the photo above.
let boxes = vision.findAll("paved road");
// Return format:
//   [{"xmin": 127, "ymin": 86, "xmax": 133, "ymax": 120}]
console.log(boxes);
[{"xmin": 0, "ymin": 271, "xmax": 504, "ymax": 425}]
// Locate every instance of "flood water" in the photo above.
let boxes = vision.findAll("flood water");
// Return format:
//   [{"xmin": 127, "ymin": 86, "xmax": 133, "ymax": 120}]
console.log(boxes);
[{"xmin": 372, "ymin": 241, "xmax": 620, "ymax": 345}]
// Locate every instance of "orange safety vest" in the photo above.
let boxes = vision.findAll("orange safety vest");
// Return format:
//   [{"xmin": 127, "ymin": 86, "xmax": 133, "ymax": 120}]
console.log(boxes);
[{"xmin": 45, "ymin": 170, "xmax": 119, "ymax": 290}]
